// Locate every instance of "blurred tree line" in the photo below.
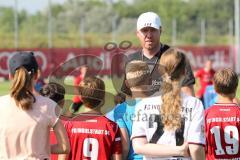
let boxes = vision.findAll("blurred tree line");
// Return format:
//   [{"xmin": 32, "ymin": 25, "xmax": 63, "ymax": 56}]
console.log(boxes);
[{"xmin": 0, "ymin": 0, "xmax": 235, "ymax": 48}]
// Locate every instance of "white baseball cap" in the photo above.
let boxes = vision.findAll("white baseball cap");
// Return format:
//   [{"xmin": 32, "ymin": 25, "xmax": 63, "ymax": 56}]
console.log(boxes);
[{"xmin": 137, "ymin": 12, "xmax": 161, "ymax": 31}]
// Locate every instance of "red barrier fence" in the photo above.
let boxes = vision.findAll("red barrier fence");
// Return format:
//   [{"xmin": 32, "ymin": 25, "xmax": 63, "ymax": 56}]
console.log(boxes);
[{"xmin": 0, "ymin": 46, "xmax": 235, "ymax": 79}]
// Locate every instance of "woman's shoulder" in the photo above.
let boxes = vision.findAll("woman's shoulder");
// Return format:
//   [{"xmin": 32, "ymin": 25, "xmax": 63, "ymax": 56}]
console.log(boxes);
[
  {"xmin": 35, "ymin": 95, "xmax": 57, "ymax": 104},
  {"xmin": 33, "ymin": 95, "xmax": 61, "ymax": 117},
  {"xmin": 34, "ymin": 95, "xmax": 58, "ymax": 110},
  {"xmin": 0, "ymin": 94, "xmax": 11, "ymax": 108},
  {"xmin": 0, "ymin": 94, "xmax": 10, "ymax": 100}
]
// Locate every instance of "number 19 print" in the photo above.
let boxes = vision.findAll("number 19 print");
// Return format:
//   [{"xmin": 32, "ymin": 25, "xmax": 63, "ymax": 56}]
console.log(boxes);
[{"xmin": 205, "ymin": 103, "xmax": 240, "ymax": 160}]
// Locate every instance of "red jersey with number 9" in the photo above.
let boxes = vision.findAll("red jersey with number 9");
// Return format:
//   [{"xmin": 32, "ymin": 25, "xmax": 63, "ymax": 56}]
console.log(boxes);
[
  {"xmin": 65, "ymin": 114, "xmax": 122, "ymax": 160},
  {"xmin": 205, "ymin": 103, "xmax": 240, "ymax": 160}
]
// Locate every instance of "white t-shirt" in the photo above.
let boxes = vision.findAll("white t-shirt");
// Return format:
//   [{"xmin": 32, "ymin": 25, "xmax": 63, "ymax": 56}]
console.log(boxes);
[
  {"xmin": 0, "ymin": 94, "xmax": 60, "ymax": 160},
  {"xmin": 131, "ymin": 92, "xmax": 205, "ymax": 160}
]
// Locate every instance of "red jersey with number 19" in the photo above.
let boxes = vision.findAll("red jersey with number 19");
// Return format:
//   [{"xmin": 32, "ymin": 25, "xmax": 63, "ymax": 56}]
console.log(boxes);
[
  {"xmin": 65, "ymin": 114, "xmax": 122, "ymax": 160},
  {"xmin": 205, "ymin": 103, "xmax": 240, "ymax": 160}
]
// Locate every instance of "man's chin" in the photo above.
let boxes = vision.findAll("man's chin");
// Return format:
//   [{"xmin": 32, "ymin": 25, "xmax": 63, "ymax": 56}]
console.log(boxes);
[
  {"xmin": 145, "ymin": 45, "xmax": 155, "ymax": 50},
  {"xmin": 145, "ymin": 42, "xmax": 157, "ymax": 48}
]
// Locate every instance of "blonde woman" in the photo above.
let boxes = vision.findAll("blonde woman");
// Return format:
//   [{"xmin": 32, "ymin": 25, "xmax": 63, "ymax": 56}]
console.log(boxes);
[
  {"xmin": 0, "ymin": 52, "xmax": 69, "ymax": 159},
  {"xmin": 131, "ymin": 48, "xmax": 205, "ymax": 160}
]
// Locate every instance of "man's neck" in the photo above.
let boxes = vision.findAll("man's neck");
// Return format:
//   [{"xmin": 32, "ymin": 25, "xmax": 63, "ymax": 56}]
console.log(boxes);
[{"xmin": 142, "ymin": 44, "xmax": 161, "ymax": 59}]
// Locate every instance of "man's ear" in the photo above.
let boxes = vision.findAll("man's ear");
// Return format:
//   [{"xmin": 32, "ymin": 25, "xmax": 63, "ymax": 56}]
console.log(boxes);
[
  {"xmin": 159, "ymin": 27, "xmax": 162, "ymax": 35},
  {"xmin": 136, "ymin": 30, "xmax": 141, "ymax": 38}
]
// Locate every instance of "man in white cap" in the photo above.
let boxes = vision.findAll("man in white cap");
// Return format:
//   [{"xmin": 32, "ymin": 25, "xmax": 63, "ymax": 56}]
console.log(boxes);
[{"xmin": 121, "ymin": 11, "xmax": 195, "ymax": 96}]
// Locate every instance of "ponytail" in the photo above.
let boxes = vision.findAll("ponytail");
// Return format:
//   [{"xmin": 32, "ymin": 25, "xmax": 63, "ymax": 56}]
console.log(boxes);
[
  {"xmin": 159, "ymin": 48, "xmax": 186, "ymax": 130},
  {"xmin": 161, "ymin": 79, "xmax": 182, "ymax": 130},
  {"xmin": 10, "ymin": 67, "xmax": 35, "ymax": 110}
]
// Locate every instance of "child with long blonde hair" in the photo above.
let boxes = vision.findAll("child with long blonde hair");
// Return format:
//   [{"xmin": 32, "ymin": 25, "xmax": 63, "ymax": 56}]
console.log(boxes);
[{"xmin": 131, "ymin": 48, "xmax": 205, "ymax": 160}]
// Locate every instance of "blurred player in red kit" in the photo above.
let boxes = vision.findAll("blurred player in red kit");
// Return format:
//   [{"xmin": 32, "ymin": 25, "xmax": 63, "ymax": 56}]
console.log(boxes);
[
  {"xmin": 195, "ymin": 60, "xmax": 215, "ymax": 102},
  {"xmin": 72, "ymin": 65, "xmax": 88, "ymax": 112},
  {"xmin": 205, "ymin": 68, "xmax": 240, "ymax": 159},
  {"xmin": 63, "ymin": 76, "xmax": 122, "ymax": 160}
]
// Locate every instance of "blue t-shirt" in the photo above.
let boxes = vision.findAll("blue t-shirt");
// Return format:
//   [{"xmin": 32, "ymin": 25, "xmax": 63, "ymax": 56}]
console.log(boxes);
[
  {"xmin": 203, "ymin": 85, "xmax": 217, "ymax": 109},
  {"xmin": 106, "ymin": 104, "xmax": 119, "ymax": 121},
  {"xmin": 107, "ymin": 99, "xmax": 143, "ymax": 160}
]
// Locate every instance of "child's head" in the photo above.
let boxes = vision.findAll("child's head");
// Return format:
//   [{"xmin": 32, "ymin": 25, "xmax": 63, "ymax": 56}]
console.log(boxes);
[
  {"xmin": 40, "ymin": 82, "xmax": 65, "ymax": 108},
  {"xmin": 125, "ymin": 60, "xmax": 151, "ymax": 88},
  {"xmin": 205, "ymin": 59, "xmax": 213, "ymax": 71},
  {"xmin": 159, "ymin": 48, "xmax": 186, "ymax": 82},
  {"xmin": 213, "ymin": 68, "xmax": 238, "ymax": 99},
  {"xmin": 79, "ymin": 76, "xmax": 105, "ymax": 109}
]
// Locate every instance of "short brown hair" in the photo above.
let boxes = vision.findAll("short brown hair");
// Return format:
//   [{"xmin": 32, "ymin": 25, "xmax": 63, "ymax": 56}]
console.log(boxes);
[
  {"xmin": 214, "ymin": 68, "xmax": 238, "ymax": 96},
  {"xmin": 125, "ymin": 60, "xmax": 150, "ymax": 88},
  {"xmin": 79, "ymin": 76, "xmax": 105, "ymax": 108}
]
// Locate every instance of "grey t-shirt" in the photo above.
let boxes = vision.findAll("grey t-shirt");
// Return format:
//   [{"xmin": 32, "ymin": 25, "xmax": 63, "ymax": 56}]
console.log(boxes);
[{"xmin": 121, "ymin": 44, "xmax": 195, "ymax": 95}]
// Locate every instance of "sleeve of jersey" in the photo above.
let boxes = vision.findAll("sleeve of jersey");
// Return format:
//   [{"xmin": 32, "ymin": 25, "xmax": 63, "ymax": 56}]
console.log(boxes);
[
  {"xmin": 116, "ymin": 118, "xmax": 127, "ymax": 129},
  {"xmin": 112, "ymin": 125, "xmax": 122, "ymax": 154},
  {"xmin": 187, "ymin": 99, "xmax": 205, "ymax": 146},
  {"xmin": 131, "ymin": 106, "xmax": 146, "ymax": 139},
  {"xmin": 63, "ymin": 121, "xmax": 71, "ymax": 137},
  {"xmin": 114, "ymin": 104, "xmax": 127, "ymax": 129}
]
